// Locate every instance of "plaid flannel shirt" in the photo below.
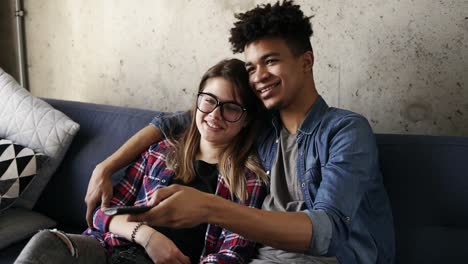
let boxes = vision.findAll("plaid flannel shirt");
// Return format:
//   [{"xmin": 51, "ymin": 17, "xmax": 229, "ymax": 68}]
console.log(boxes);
[{"xmin": 84, "ymin": 139, "xmax": 266, "ymax": 263}]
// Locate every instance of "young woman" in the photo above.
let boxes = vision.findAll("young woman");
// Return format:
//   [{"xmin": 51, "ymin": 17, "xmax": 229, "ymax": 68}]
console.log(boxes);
[{"xmin": 15, "ymin": 59, "xmax": 268, "ymax": 264}]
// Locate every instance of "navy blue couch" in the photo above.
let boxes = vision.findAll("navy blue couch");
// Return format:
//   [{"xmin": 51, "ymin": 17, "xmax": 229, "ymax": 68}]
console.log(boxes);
[{"xmin": 1, "ymin": 98, "xmax": 467, "ymax": 263}]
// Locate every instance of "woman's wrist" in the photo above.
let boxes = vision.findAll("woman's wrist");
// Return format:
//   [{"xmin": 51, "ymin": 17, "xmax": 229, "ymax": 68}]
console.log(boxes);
[
  {"xmin": 131, "ymin": 222, "xmax": 144, "ymax": 243},
  {"xmin": 135, "ymin": 225, "xmax": 157, "ymax": 247},
  {"xmin": 144, "ymin": 230, "xmax": 158, "ymax": 249}
]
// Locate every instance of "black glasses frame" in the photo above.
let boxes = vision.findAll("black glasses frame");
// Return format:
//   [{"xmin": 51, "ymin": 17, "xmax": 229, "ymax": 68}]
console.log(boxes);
[{"xmin": 196, "ymin": 92, "xmax": 247, "ymax": 123}]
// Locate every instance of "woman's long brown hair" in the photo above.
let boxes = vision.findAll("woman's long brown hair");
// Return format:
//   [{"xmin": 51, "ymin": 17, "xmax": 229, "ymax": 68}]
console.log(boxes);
[{"xmin": 166, "ymin": 58, "xmax": 267, "ymax": 201}]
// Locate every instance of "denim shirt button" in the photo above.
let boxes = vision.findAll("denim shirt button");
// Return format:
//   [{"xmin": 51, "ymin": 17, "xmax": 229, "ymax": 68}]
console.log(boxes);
[
  {"xmin": 275, "ymin": 139, "xmax": 279, "ymax": 144},
  {"xmin": 345, "ymin": 216, "xmax": 351, "ymax": 223},
  {"xmin": 161, "ymin": 179, "xmax": 166, "ymax": 183},
  {"xmin": 301, "ymin": 182, "xmax": 305, "ymax": 188},
  {"xmin": 266, "ymin": 170, "xmax": 270, "ymax": 175}
]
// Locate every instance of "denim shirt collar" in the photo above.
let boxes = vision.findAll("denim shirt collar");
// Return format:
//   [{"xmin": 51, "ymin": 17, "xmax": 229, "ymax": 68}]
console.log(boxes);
[{"xmin": 271, "ymin": 95, "xmax": 329, "ymax": 137}]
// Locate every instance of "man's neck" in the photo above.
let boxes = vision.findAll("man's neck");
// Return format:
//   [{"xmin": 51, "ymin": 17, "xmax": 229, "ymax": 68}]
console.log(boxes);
[{"xmin": 280, "ymin": 87, "xmax": 318, "ymax": 134}]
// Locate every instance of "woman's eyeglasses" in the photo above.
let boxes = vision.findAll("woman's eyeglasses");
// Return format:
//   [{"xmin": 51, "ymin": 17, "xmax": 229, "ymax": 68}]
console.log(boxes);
[{"xmin": 196, "ymin": 92, "xmax": 247, "ymax": 122}]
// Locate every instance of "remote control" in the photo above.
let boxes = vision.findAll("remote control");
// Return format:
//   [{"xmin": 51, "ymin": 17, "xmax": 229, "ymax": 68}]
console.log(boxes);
[{"xmin": 103, "ymin": 205, "xmax": 153, "ymax": 215}]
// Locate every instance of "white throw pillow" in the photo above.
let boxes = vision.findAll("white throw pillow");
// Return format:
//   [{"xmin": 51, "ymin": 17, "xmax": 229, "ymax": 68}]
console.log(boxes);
[{"xmin": 0, "ymin": 68, "xmax": 80, "ymax": 208}]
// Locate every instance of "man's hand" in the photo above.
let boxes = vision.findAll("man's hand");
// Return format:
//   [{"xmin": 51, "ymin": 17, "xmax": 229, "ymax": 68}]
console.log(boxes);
[
  {"xmin": 128, "ymin": 185, "xmax": 214, "ymax": 228},
  {"xmin": 84, "ymin": 164, "xmax": 113, "ymax": 227},
  {"xmin": 144, "ymin": 230, "xmax": 190, "ymax": 264}
]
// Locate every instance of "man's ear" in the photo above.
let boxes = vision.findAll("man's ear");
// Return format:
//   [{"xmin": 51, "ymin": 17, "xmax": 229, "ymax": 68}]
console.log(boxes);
[{"xmin": 302, "ymin": 51, "xmax": 314, "ymax": 73}]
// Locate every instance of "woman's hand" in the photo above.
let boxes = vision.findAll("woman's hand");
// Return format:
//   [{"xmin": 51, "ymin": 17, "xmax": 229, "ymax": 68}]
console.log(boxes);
[
  {"xmin": 144, "ymin": 230, "xmax": 190, "ymax": 264},
  {"xmin": 84, "ymin": 164, "xmax": 114, "ymax": 226}
]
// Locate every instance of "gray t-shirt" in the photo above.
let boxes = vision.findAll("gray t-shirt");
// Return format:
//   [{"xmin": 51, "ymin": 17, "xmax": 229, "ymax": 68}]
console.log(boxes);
[
  {"xmin": 251, "ymin": 127, "xmax": 338, "ymax": 264},
  {"xmin": 262, "ymin": 126, "xmax": 306, "ymax": 212}
]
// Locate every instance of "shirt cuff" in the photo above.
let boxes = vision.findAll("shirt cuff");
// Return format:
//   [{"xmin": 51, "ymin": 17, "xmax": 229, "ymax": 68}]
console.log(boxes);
[
  {"xmin": 304, "ymin": 209, "xmax": 333, "ymax": 256},
  {"xmin": 149, "ymin": 113, "xmax": 164, "ymax": 131},
  {"xmin": 93, "ymin": 206, "xmax": 113, "ymax": 232}
]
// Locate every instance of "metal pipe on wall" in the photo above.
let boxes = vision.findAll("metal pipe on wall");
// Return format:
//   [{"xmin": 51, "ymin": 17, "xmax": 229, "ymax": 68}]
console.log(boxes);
[{"xmin": 15, "ymin": 0, "xmax": 28, "ymax": 90}]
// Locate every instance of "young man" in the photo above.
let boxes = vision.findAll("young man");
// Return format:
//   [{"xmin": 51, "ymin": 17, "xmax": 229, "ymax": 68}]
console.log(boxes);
[{"xmin": 85, "ymin": 1, "xmax": 395, "ymax": 263}]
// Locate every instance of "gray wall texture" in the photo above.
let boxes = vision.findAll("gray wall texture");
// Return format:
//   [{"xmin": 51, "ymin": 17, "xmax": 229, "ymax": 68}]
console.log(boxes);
[
  {"xmin": 0, "ymin": 0, "xmax": 19, "ymax": 81},
  {"xmin": 4, "ymin": 0, "xmax": 468, "ymax": 136}
]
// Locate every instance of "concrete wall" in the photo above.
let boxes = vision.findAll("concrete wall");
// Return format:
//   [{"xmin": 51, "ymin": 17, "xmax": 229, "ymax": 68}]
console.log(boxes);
[
  {"xmin": 0, "ymin": 0, "xmax": 19, "ymax": 81},
  {"xmin": 18, "ymin": 0, "xmax": 468, "ymax": 136}
]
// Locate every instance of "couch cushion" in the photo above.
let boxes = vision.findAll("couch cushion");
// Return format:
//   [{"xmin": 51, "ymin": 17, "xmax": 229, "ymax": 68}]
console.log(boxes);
[
  {"xmin": 0, "ymin": 239, "xmax": 29, "ymax": 264},
  {"xmin": 0, "ymin": 208, "xmax": 56, "ymax": 250},
  {"xmin": 0, "ymin": 68, "xmax": 80, "ymax": 209},
  {"xmin": 403, "ymin": 226, "xmax": 468, "ymax": 263},
  {"xmin": 376, "ymin": 134, "xmax": 468, "ymax": 264},
  {"xmin": 0, "ymin": 139, "xmax": 45, "ymax": 212}
]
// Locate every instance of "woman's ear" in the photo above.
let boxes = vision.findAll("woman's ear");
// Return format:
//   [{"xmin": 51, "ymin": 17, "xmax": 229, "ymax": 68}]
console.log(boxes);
[{"xmin": 302, "ymin": 51, "xmax": 314, "ymax": 73}]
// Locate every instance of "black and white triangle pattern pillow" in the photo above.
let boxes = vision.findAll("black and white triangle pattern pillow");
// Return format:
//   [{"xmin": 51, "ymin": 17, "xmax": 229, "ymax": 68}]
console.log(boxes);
[{"xmin": 0, "ymin": 139, "xmax": 44, "ymax": 212}]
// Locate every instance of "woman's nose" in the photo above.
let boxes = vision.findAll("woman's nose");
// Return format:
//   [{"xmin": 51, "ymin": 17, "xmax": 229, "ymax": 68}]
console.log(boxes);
[{"xmin": 209, "ymin": 105, "xmax": 223, "ymax": 120}]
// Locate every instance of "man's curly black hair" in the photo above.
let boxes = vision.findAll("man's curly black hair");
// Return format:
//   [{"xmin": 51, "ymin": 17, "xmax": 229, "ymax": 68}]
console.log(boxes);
[{"xmin": 229, "ymin": 0, "xmax": 313, "ymax": 55}]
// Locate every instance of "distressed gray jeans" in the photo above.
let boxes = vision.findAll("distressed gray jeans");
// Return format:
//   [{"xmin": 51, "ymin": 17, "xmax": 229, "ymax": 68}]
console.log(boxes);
[
  {"xmin": 14, "ymin": 229, "xmax": 108, "ymax": 264},
  {"xmin": 249, "ymin": 246, "xmax": 339, "ymax": 264}
]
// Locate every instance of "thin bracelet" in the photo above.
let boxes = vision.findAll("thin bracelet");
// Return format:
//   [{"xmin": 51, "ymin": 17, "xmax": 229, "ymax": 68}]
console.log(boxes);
[
  {"xmin": 144, "ymin": 231, "xmax": 158, "ymax": 249},
  {"xmin": 131, "ymin": 222, "xmax": 144, "ymax": 244}
]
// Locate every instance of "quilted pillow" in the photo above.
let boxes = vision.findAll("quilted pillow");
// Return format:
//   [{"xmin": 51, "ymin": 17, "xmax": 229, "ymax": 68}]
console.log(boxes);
[
  {"xmin": 0, "ymin": 68, "xmax": 80, "ymax": 208},
  {"xmin": 0, "ymin": 139, "xmax": 45, "ymax": 212}
]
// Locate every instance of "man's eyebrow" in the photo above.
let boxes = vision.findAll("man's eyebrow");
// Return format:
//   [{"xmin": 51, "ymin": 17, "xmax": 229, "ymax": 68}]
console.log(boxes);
[{"xmin": 245, "ymin": 52, "xmax": 281, "ymax": 67}]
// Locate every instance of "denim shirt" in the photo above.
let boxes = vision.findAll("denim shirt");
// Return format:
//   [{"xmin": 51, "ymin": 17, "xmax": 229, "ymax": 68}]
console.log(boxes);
[{"xmin": 151, "ymin": 96, "xmax": 395, "ymax": 264}]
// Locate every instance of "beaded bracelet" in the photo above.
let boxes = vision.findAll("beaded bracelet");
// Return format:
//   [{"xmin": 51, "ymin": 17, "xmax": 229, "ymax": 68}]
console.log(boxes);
[{"xmin": 131, "ymin": 222, "xmax": 144, "ymax": 244}]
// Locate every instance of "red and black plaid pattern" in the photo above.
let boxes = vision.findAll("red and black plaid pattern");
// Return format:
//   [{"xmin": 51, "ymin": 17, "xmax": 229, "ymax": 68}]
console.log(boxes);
[{"xmin": 84, "ymin": 139, "xmax": 266, "ymax": 263}]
